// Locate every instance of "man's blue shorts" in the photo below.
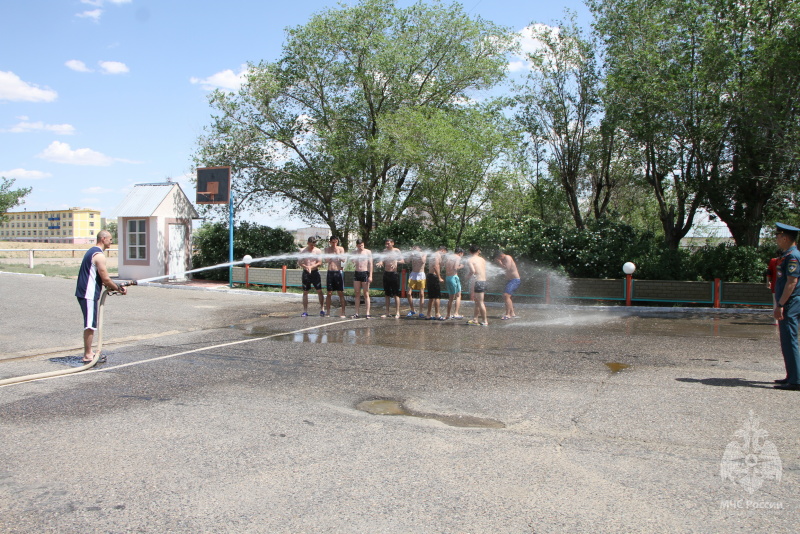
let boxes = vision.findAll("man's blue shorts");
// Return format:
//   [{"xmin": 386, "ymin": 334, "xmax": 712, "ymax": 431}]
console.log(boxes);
[
  {"xmin": 504, "ymin": 278, "xmax": 521, "ymax": 295},
  {"xmin": 77, "ymin": 297, "xmax": 99, "ymax": 330}
]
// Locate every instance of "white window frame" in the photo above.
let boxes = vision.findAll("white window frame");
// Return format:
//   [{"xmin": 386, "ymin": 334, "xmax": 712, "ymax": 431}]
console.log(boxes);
[{"xmin": 127, "ymin": 219, "xmax": 147, "ymax": 260}]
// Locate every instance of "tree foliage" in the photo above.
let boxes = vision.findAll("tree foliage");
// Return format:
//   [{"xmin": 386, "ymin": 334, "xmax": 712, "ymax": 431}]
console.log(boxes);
[
  {"xmin": 194, "ymin": 0, "xmax": 515, "ymax": 245},
  {"xmin": 591, "ymin": 0, "xmax": 800, "ymax": 247},
  {"xmin": 0, "ymin": 177, "xmax": 32, "ymax": 223},
  {"xmin": 516, "ymin": 16, "xmax": 602, "ymax": 230}
]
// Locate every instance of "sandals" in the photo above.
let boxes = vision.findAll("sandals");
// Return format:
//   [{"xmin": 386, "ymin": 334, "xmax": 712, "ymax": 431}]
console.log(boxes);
[{"xmin": 81, "ymin": 354, "xmax": 106, "ymax": 365}]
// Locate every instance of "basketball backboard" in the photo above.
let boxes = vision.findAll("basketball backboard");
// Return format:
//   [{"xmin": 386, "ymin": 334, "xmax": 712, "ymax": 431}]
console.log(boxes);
[{"xmin": 196, "ymin": 166, "xmax": 231, "ymax": 204}]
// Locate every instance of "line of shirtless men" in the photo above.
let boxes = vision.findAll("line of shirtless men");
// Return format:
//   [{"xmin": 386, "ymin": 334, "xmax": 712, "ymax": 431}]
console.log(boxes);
[{"xmin": 298, "ymin": 237, "xmax": 522, "ymax": 326}]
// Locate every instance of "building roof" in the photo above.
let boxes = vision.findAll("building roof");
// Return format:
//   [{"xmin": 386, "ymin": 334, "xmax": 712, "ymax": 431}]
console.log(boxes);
[{"xmin": 111, "ymin": 182, "xmax": 199, "ymax": 219}]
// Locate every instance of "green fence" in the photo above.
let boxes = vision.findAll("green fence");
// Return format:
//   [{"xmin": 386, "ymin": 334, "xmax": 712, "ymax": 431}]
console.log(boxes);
[{"xmin": 231, "ymin": 267, "xmax": 774, "ymax": 307}]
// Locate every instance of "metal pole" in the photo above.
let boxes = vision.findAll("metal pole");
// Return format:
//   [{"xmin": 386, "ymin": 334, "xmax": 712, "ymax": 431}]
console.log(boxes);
[
  {"xmin": 625, "ymin": 274, "xmax": 632, "ymax": 306},
  {"xmin": 229, "ymin": 192, "xmax": 234, "ymax": 288}
]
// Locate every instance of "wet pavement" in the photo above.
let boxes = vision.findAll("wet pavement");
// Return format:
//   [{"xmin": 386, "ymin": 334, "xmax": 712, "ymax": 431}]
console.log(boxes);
[{"xmin": 0, "ymin": 273, "xmax": 796, "ymax": 533}]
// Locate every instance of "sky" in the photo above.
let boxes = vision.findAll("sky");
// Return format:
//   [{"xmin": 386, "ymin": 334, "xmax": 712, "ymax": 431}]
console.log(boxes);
[{"xmin": 1, "ymin": 0, "xmax": 591, "ymax": 230}]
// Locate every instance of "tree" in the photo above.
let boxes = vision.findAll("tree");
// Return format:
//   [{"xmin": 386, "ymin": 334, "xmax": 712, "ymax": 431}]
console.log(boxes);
[
  {"xmin": 194, "ymin": 0, "xmax": 515, "ymax": 246},
  {"xmin": 592, "ymin": 0, "xmax": 712, "ymax": 249},
  {"xmin": 0, "ymin": 177, "xmax": 32, "ymax": 223},
  {"xmin": 103, "ymin": 220, "xmax": 118, "ymax": 241},
  {"xmin": 592, "ymin": 0, "xmax": 800, "ymax": 247},
  {"xmin": 699, "ymin": 0, "xmax": 800, "ymax": 245},
  {"xmin": 516, "ymin": 15, "xmax": 603, "ymax": 230},
  {"xmin": 379, "ymin": 104, "xmax": 517, "ymax": 245}
]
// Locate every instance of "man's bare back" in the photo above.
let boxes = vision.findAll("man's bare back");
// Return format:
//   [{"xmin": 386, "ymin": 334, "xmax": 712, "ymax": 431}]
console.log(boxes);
[
  {"xmin": 497, "ymin": 253, "xmax": 520, "ymax": 280},
  {"xmin": 468, "ymin": 253, "xmax": 487, "ymax": 281}
]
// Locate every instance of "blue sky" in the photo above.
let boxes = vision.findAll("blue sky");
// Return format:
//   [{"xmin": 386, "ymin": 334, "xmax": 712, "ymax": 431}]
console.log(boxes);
[{"xmin": 1, "ymin": 0, "xmax": 589, "ymax": 229}]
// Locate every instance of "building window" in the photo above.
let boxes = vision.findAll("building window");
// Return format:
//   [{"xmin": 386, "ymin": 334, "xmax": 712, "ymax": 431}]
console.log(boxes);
[{"xmin": 127, "ymin": 219, "xmax": 147, "ymax": 260}]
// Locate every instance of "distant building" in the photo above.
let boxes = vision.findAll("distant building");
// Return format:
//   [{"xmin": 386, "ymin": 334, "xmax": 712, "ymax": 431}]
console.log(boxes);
[
  {"xmin": 0, "ymin": 207, "xmax": 102, "ymax": 244},
  {"xmin": 292, "ymin": 226, "xmax": 330, "ymax": 246}
]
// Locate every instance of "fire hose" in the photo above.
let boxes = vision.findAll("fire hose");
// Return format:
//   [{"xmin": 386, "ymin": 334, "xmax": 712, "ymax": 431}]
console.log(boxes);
[{"xmin": 0, "ymin": 280, "xmax": 137, "ymax": 387}]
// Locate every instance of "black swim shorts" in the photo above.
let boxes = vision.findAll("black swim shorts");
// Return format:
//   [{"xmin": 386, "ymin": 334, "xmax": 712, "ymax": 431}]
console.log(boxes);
[
  {"xmin": 383, "ymin": 271, "xmax": 400, "ymax": 297},
  {"xmin": 426, "ymin": 273, "xmax": 442, "ymax": 299},
  {"xmin": 327, "ymin": 270, "xmax": 344, "ymax": 292},
  {"xmin": 302, "ymin": 269, "xmax": 322, "ymax": 291}
]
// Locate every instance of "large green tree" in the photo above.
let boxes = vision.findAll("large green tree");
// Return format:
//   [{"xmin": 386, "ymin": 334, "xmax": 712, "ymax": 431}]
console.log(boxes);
[
  {"xmin": 516, "ymin": 16, "xmax": 606, "ymax": 230},
  {"xmin": 0, "ymin": 177, "xmax": 32, "ymax": 223},
  {"xmin": 194, "ymin": 0, "xmax": 515, "ymax": 246},
  {"xmin": 379, "ymin": 105, "xmax": 517, "ymax": 245},
  {"xmin": 592, "ymin": 0, "xmax": 800, "ymax": 247}
]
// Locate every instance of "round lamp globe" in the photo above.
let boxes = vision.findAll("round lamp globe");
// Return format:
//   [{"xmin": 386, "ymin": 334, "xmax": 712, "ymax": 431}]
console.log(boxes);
[
  {"xmin": 622, "ymin": 262, "xmax": 636, "ymax": 275},
  {"xmin": 243, "ymin": 255, "xmax": 253, "ymax": 265}
]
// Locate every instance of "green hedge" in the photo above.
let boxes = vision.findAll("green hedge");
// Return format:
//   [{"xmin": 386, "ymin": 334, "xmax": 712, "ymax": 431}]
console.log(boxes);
[
  {"xmin": 456, "ymin": 216, "xmax": 775, "ymax": 282},
  {"xmin": 192, "ymin": 222, "xmax": 296, "ymax": 281}
]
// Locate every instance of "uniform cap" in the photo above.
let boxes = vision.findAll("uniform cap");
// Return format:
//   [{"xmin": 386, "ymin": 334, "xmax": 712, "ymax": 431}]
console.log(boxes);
[{"xmin": 776, "ymin": 222, "xmax": 800, "ymax": 233}]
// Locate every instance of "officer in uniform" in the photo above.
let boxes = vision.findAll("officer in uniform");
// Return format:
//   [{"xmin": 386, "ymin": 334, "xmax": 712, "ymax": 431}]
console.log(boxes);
[{"xmin": 773, "ymin": 222, "xmax": 800, "ymax": 390}]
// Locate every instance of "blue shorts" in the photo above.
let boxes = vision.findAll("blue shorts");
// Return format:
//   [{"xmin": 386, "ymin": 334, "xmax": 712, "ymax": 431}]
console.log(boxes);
[
  {"xmin": 504, "ymin": 278, "xmax": 521, "ymax": 295},
  {"xmin": 446, "ymin": 275, "xmax": 461, "ymax": 295},
  {"xmin": 77, "ymin": 297, "xmax": 99, "ymax": 330}
]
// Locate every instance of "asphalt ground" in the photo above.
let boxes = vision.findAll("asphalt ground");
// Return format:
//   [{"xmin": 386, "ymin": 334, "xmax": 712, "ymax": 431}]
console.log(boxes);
[{"xmin": 0, "ymin": 272, "xmax": 797, "ymax": 533}]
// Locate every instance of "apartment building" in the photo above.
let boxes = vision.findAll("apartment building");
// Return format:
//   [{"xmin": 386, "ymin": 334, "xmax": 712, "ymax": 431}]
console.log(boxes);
[{"xmin": 0, "ymin": 207, "xmax": 102, "ymax": 244}]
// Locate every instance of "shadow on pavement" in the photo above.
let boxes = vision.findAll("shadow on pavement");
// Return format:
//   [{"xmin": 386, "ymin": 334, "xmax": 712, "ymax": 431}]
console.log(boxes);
[{"xmin": 676, "ymin": 377, "xmax": 774, "ymax": 389}]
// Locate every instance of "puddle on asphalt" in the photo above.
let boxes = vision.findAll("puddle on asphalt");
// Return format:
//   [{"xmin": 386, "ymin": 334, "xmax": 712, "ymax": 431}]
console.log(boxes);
[
  {"xmin": 605, "ymin": 362, "xmax": 631, "ymax": 373},
  {"xmin": 356, "ymin": 399, "xmax": 506, "ymax": 429},
  {"xmin": 49, "ymin": 355, "xmax": 99, "ymax": 368}
]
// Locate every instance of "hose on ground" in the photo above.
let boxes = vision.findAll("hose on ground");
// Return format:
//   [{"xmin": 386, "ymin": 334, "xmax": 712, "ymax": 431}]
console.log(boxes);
[{"xmin": 0, "ymin": 280, "xmax": 136, "ymax": 387}]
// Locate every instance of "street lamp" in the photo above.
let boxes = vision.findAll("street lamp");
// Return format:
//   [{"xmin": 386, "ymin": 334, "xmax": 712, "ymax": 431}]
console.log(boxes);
[
  {"xmin": 622, "ymin": 262, "xmax": 636, "ymax": 305},
  {"xmin": 243, "ymin": 254, "xmax": 253, "ymax": 287}
]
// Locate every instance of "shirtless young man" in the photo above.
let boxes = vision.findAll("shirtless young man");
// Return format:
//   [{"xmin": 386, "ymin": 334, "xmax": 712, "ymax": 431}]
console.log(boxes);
[
  {"xmin": 405, "ymin": 245, "xmax": 427, "ymax": 318},
  {"xmin": 466, "ymin": 244, "xmax": 488, "ymax": 326},
  {"xmin": 298, "ymin": 237, "xmax": 324, "ymax": 317},
  {"xmin": 350, "ymin": 239, "xmax": 373, "ymax": 318},
  {"xmin": 425, "ymin": 246, "xmax": 447, "ymax": 320},
  {"xmin": 445, "ymin": 247, "xmax": 465, "ymax": 320},
  {"xmin": 494, "ymin": 250, "xmax": 521, "ymax": 320},
  {"xmin": 324, "ymin": 236, "xmax": 347, "ymax": 317},
  {"xmin": 376, "ymin": 238, "xmax": 404, "ymax": 318}
]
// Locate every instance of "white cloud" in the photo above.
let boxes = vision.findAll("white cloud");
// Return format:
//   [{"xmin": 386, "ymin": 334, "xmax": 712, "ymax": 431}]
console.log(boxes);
[
  {"xmin": 0, "ymin": 168, "xmax": 53, "ymax": 180},
  {"xmin": 190, "ymin": 66, "xmax": 248, "ymax": 92},
  {"xmin": 509, "ymin": 24, "xmax": 561, "ymax": 72},
  {"xmin": 0, "ymin": 71, "xmax": 58, "ymax": 102},
  {"xmin": 37, "ymin": 141, "xmax": 115, "ymax": 166},
  {"xmin": 66, "ymin": 59, "xmax": 92, "ymax": 73},
  {"xmin": 99, "ymin": 61, "xmax": 129, "ymax": 74},
  {"xmin": 7, "ymin": 120, "xmax": 75, "ymax": 135},
  {"xmin": 506, "ymin": 61, "xmax": 529, "ymax": 73},
  {"xmin": 77, "ymin": 9, "xmax": 103, "ymax": 21}
]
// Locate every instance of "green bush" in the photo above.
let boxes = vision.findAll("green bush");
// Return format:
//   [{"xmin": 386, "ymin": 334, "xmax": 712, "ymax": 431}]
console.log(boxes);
[
  {"xmin": 192, "ymin": 221, "xmax": 296, "ymax": 280},
  {"xmin": 459, "ymin": 215, "xmax": 775, "ymax": 282}
]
